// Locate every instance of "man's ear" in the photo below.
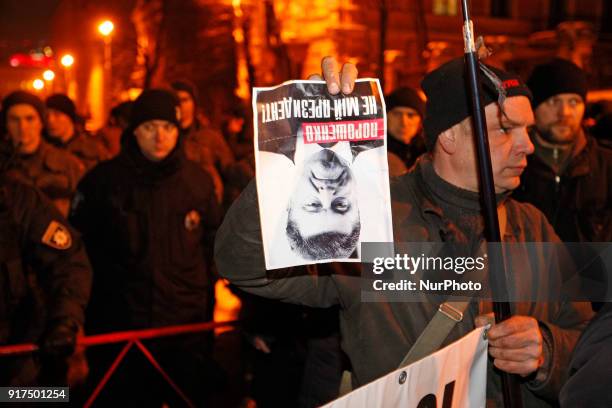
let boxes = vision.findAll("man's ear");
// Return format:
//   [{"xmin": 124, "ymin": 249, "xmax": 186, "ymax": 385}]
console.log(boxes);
[{"xmin": 437, "ymin": 127, "xmax": 457, "ymax": 155}]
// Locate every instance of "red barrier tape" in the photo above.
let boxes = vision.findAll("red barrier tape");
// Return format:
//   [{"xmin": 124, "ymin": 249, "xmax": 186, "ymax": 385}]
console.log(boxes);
[
  {"xmin": 133, "ymin": 340, "xmax": 195, "ymax": 408},
  {"xmin": 0, "ymin": 320, "xmax": 238, "ymax": 356},
  {"xmin": 84, "ymin": 341, "xmax": 134, "ymax": 408},
  {"xmin": 2, "ymin": 320, "xmax": 239, "ymax": 407}
]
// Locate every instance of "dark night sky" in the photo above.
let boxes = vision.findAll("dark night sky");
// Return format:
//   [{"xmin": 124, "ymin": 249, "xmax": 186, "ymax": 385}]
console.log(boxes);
[{"xmin": 0, "ymin": 0, "xmax": 61, "ymax": 48}]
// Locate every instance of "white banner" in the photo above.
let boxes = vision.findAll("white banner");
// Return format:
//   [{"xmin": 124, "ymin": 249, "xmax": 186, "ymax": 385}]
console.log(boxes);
[{"xmin": 322, "ymin": 327, "xmax": 488, "ymax": 408}]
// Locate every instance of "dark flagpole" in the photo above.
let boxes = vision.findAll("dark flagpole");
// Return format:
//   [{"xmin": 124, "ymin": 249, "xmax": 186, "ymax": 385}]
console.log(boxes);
[{"xmin": 459, "ymin": 0, "xmax": 523, "ymax": 407}]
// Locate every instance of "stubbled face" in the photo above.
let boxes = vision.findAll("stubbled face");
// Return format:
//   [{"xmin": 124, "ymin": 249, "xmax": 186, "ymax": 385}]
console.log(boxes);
[
  {"xmin": 387, "ymin": 107, "xmax": 422, "ymax": 144},
  {"xmin": 134, "ymin": 120, "xmax": 179, "ymax": 162},
  {"xmin": 534, "ymin": 93, "xmax": 585, "ymax": 145},
  {"xmin": 288, "ymin": 149, "xmax": 359, "ymax": 238},
  {"xmin": 453, "ymin": 96, "xmax": 535, "ymax": 193},
  {"xmin": 6, "ymin": 104, "xmax": 43, "ymax": 154},
  {"xmin": 176, "ymin": 90, "xmax": 195, "ymax": 129},
  {"xmin": 46, "ymin": 109, "xmax": 74, "ymax": 142}
]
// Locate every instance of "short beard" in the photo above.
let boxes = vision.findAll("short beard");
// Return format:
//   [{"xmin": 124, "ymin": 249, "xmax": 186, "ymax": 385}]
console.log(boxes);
[
  {"xmin": 286, "ymin": 215, "xmax": 361, "ymax": 260},
  {"xmin": 538, "ymin": 124, "xmax": 580, "ymax": 146}
]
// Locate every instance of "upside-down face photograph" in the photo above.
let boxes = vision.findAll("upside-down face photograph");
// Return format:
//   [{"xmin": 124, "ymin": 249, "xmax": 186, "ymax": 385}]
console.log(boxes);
[
  {"xmin": 253, "ymin": 80, "xmax": 393, "ymax": 269},
  {"xmin": 0, "ymin": 1, "xmax": 611, "ymax": 407}
]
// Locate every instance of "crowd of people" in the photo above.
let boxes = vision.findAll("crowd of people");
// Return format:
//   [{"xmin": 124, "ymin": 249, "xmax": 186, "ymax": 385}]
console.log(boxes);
[{"xmin": 0, "ymin": 54, "xmax": 610, "ymax": 407}]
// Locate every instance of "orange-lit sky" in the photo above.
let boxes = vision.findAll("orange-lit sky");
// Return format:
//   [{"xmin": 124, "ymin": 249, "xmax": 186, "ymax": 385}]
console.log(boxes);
[{"xmin": 0, "ymin": 1, "xmax": 60, "ymax": 55}]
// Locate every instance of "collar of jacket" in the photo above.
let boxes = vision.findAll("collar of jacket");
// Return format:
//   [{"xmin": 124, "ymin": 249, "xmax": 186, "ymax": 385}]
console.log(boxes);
[
  {"xmin": 45, "ymin": 130, "xmax": 78, "ymax": 148},
  {"xmin": 529, "ymin": 128, "xmax": 592, "ymax": 178},
  {"xmin": 387, "ymin": 132, "xmax": 425, "ymax": 163},
  {"xmin": 405, "ymin": 159, "xmax": 467, "ymax": 244},
  {"xmin": 118, "ymin": 128, "xmax": 185, "ymax": 185},
  {"xmin": 403, "ymin": 156, "xmax": 518, "ymax": 243},
  {"xmin": 182, "ymin": 118, "xmax": 203, "ymax": 137}
]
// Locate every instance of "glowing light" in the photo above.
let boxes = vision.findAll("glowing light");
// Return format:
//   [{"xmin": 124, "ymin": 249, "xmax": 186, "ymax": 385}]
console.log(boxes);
[
  {"xmin": 9, "ymin": 58, "xmax": 19, "ymax": 67},
  {"xmin": 33, "ymin": 79, "xmax": 44, "ymax": 90},
  {"xmin": 43, "ymin": 70, "xmax": 55, "ymax": 81},
  {"xmin": 98, "ymin": 20, "xmax": 114, "ymax": 37},
  {"xmin": 60, "ymin": 54, "xmax": 74, "ymax": 68},
  {"xmin": 213, "ymin": 279, "xmax": 241, "ymax": 335}
]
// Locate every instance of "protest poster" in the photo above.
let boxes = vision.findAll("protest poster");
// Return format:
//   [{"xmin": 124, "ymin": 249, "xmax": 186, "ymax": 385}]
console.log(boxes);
[
  {"xmin": 322, "ymin": 327, "xmax": 488, "ymax": 408},
  {"xmin": 253, "ymin": 79, "xmax": 394, "ymax": 270}
]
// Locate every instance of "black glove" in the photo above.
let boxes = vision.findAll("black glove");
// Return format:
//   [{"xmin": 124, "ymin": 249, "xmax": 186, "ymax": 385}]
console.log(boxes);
[{"xmin": 39, "ymin": 318, "xmax": 79, "ymax": 358}]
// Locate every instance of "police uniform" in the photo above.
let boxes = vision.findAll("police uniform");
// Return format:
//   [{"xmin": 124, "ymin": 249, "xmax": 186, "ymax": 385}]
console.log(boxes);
[
  {"xmin": 0, "ymin": 176, "xmax": 92, "ymax": 385},
  {"xmin": 71, "ymin": 140, "xmax": 221, "ymax": 333},
  {"xmin": 57, "ymin": 131, "xmax": 111, "ymax": 172},
  {"xmin": 70, "ymin": 89, "xmax": 222, "ymax": 406},
  {"xmin": 5, "ymin": 140, "xmax": 85, "ymax": 217}
]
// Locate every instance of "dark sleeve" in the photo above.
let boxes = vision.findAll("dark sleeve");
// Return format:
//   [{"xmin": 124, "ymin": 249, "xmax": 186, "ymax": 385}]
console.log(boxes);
[
  {"xmin": 198, "ymin": 169, "xmax": 222, "ymax": 259},
  {"xmin": 214, "ymin": 179, "xmax": 341, "ymax": 307},
  {"xmin": 197, "ymin": 128, "xmax": 235, "ymax": 171},
  {"xmin": 69, "ymin": 170, "xmax": 100, "ymax": 241},
  {"xmin": 526, "ymin": 211, "xmax": 594, "ymax": 400},
  {"xmin": 15, "ymin": 182, "xmax": 92, "ymax": 326},
  {"xmin": 559, "ymin": 303, "xmax": 612, "ymax": 407},
  {"xmin": 66, "ymin": 153, "xmax": 86, "ymax": 194}
]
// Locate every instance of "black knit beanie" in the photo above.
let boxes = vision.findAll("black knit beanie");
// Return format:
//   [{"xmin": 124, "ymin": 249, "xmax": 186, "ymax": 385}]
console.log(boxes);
[
  {"xmin": 129, "ymin": 89, "xmax": 181, "ymax": 131},
  {"xmin": 527, "ymin": 58, "xmax": 588, "ymax": 109},
  {"xmin": 2, "ymin": 91, "xmax": 45, "ymax": 125},
  {"xmin": 421, "ymin": 57, "xmax": 532, "ymax": 151},
  {"xmin": 46, "ymin": 93, "xmax": 77, "ymax": 123},
  {"xmin": 385, "ymin": 87, "xmax": 425, "ymax": 118},
  {"xmin": 170, "ymin": 80, "xmax": 200, "ymax": 107}
]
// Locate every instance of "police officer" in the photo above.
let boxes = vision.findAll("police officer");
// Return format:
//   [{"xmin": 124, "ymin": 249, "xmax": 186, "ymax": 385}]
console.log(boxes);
[
  {"xmin": 45, "ymin": 93, "xmax": 110, "ymax": 171},
  {"xmin": 1, "ymin": 91, "xmax": 85, "ymax": 217},
  {"xmin": 71, "ymin": 89, "xmax": 222, "ymax": 406},
  {"xmin": 0, "ymin": 147, "xmax": 92, "ymax": 386}
]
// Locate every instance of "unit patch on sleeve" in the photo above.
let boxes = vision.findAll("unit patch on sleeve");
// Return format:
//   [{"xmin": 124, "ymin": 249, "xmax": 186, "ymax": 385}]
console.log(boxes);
[
  {"xmin": 184, "ymin": 210, "xmax": 201, "ymax": 231},
  {"xmin": 42, "ymin": 220, "xmax": 73, "ymax": 250}
]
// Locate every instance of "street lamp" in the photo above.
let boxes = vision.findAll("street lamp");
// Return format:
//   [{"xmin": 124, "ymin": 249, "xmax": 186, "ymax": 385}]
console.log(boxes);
[
  {"xmin": 33, "ymin": 79, "xmax": 44, "ymax": 91},
  {"xmin": 98, "ymin": 20, "xmax": 114, "ymax": 120},
  {"xmin": 60, "ymin": 54, "xmax": 75, "ymax": 99},
  {"xmin": 98, "ymin": 20, "xmax": 114, "ymax": 72},
  {"xmin": 98, "ymin": 20, "xmax": 114, "ymax": 37},
  {"xmin": 60, "ymin": 54, "xmax": 74, "ymax": 68},
  {"xmin": 43, "ymin": 70, "xmax": 55, "ymax": 81},
  {"xmin": 42, "ymin": 70, "xmax": 55, "ymax": 93}
]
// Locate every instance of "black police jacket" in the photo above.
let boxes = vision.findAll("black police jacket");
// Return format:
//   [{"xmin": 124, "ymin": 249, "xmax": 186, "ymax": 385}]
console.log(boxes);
[
  {"xmin": 70, "ymin": 136, "xmax": 221, "ymax": 333},
  {"xmin": 0, "ymin": 176, "xmax": 92, "ymax": 384}
]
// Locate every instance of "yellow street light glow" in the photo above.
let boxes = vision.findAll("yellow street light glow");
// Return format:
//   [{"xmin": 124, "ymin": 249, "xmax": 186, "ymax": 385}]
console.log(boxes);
[
  {"xmin": 33, "ymin": 79, "xmax": 44, "ymax": 90},
  {"xmin": 98, "ymin": 20, "xmax": 114, "ymax": 37},
  {"xmin": 60, "ymin": 54, "xmax": 74, "ymax": 67},
  {"xmin": 43, "ymin": 70, "xmax": 55, "ymax": 81}
]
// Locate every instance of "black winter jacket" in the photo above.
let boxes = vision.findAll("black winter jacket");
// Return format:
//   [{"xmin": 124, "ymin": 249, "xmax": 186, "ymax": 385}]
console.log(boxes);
[
  {"xmin": 514, "ymin": 134, "xmax": 612, "ymax": 243},
  {"xmin": 0, "ymin": 176, "xmax": 91, "ymax": 384},
  {"xmin": 71, "ymin": 135, "xmax": 221, "ymax": 333}
]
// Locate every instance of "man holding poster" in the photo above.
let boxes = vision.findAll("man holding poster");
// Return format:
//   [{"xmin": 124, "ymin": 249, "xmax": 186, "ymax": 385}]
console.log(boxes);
[
  {"xmin": 253, "ymin": 80, "xmax": 393, "ymax": 269},
  {"xmin": 215, "ymin": 57, "xmax": 593, "ymax": 407}
]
